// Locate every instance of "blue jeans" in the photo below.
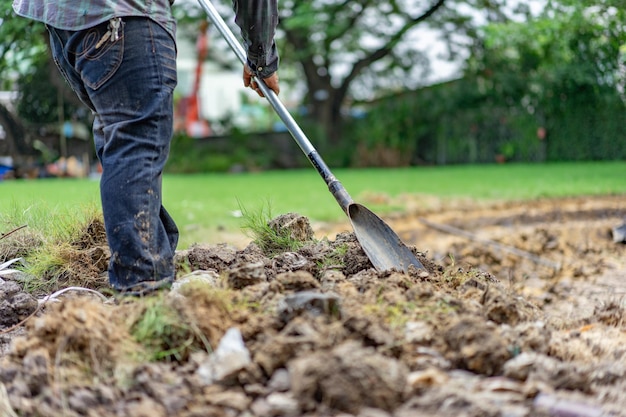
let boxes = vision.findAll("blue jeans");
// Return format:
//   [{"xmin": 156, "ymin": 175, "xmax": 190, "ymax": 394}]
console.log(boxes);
[{"xmin": 48, "ymin": 17, "xmax": 179, "ymax": 290}]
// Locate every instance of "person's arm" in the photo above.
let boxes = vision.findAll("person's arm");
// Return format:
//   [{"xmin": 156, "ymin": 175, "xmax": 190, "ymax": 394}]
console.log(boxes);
[{"xmin": 233, "ymin": 0, "xmax": 280, "ymax": 96}]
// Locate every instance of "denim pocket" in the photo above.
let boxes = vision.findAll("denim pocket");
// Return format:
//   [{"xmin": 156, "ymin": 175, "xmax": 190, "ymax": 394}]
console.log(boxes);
[
  {"xmin": 47, "ymin": 26, "xmax": 96, "ymax": 111},
  {"xmin": 47, "ymin": 27, "xmax": 76, "ymax": 91},
  {"xmin": 155, "ymin": 38, "xmax": 177, "ymax": 91},
  {"xmin": 149, "ymin": 23, "xmax": 178, "ymax": 91},
  {"xmin": 75, "ymin": 21, "xmax": 125, "ymax": 91}
]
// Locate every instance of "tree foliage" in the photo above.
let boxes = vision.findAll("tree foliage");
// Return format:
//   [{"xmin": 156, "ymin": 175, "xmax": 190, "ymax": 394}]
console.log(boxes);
[
  {"xmin": 345, "ymin": 0, "xmax": 626, "ymax": 165},
  {"xmin": 175, "ymin": 0, "xmax": 534, "ymax": 143},
  {"xmin": 4, "ymin": 0, "xmax": 623, "ymax": 165},
  {"xmin": 468, "ymin": 0, "xmax": 626, "ymax": 107},
  {"xmin": 0, "ymin": 2, "xmax": 47, "ymax": 88},
  {"xmin": 273, "ymin": 0, "xmax": 535, "ymax": 142},
  {"xmin": 463, "ymin": 0, "xmax": 626, "ymax": 160},
  {"xmin": 1, "ymin": 1, "xmax": 534, "ymax": 143}
]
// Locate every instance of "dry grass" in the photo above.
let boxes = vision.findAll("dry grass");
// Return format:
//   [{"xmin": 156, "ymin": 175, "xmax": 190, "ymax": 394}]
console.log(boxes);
[{"xmin": 0, "ymin": 203, "xmax": 109, "ymax": 294}]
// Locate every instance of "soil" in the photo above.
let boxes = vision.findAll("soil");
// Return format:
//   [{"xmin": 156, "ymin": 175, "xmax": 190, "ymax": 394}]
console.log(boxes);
[{"xmin": 1, "ymin": 195, "xmax": 625, "ymax": 417}]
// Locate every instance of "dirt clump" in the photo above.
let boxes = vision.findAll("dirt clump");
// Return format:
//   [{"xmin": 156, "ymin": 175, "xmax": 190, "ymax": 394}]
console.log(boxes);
[
  {"xmin": 289, "ymin": 340, "xmax": 408, "ymax": 414},
  {"xmin": 0, "ymin": 279, "xmax": 38, "ymax": 328},
  {"xmin": 1, "ymin": 196, "xmax": 626, "ymax": 416}
]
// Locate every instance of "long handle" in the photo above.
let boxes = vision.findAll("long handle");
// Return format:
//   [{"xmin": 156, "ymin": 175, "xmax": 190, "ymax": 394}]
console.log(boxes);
[{"xmin": 197, "ymin": 0, "xmax": 354, "ymax": 213}]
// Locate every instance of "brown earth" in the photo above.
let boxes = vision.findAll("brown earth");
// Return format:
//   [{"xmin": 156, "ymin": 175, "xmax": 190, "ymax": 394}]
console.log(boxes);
[{"xmin": 1, "ymin": 195, "xmax": 625, "ymax": 417}]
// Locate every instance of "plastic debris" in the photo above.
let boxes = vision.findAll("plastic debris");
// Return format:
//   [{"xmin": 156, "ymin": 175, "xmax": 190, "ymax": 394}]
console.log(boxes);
[{"xmin": 197, "ymin": 327, "xmax": 251, "ymax": 384}]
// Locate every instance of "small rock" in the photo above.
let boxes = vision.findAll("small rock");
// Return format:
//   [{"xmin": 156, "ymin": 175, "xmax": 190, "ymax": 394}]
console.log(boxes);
[
  {"xmin": 502, "ymin": 352, "xmax": 537, "ymax": 381},
  {"xmin": 0, "ymin": 280, "xmax": 38, "ymax": 328},
  {"xmin": 268, "ymin": 368, "xmax": 291, "ymax": 392},
  {"xmin": 278, "ymin": 291, "xmax": 342, "ymax": 322},
  {"xmin": 266, "ymin": 392, "xmax": 300, "ymax": 417},
  {"xmin": 250, "ymin": 397, "xmax": 271, "ymax": 416},
  {"xmin": 243, "ymin": 383, "xmax": 268, "ymax": 397},
  {"xmin": 268, "ymin": 213, "xmax": 314, "ymax": 242},
  {"xmin": 533, "ymin": 393, "xmax": 604, "ymax": 417},
  {"xmin": 406, "ymin": 368, "xmax": 449, "ymax": 391},
  {"xmin": 612, "ymin": 222, "xmax": 626, "ymax": 243},
  {"xmin": 404, "ymin": 321, "xmax": 433, "ymax": 344},
  {"xmin": 412, "ymin": 347, "xmax": 452, "ymax": 370},
  {"xmin": 68, "ymin": 388, "xmax": 99, "ymax": 414},
  {"xmin": 417, "ymin": 269, "xmax": 430, "ymax": 279},
  {"xmin": 227, "ymin": 262, "xmax": 266, "ymax": 289},
  {"xmin": 206, "ymin": 390, "xmax": 251, "ymax": 411},
  {"xmin": 273, "ymin": 252, "xmax": 310, "ymax": 271},
  {"xmin": 476, "ymin": 376, "xmax": 526, "ymax": 394},
  {"xmin": 170, "ymin": 270, "xmax": 220, "ymax": 297}
]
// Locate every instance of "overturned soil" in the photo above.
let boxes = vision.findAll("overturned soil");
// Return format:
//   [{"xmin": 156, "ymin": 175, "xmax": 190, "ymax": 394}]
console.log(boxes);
[{"xmin": 1, "ymin": 195, "xmax": 626, "ymax": 417}]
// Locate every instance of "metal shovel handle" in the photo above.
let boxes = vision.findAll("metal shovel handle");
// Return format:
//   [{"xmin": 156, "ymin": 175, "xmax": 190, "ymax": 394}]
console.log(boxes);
[
  {"xmin": 197, "ymin": 0, "xmax": 354, "ymax": 213},
  {"xmin": 197, "ymin": 0, "xmax": 425, "ymax": 272}
]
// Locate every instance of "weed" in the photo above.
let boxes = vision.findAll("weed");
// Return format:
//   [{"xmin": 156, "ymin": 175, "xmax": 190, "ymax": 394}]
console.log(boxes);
[
  {"xmin": 0, "ymin": 206, "xmax": 45, "ymax": 262},
  {"xmin": 385, "ymin": 302, "xmax": 414, "ymax": 328},
  {"xmin": 316, "ymin": 242, "xmax": 348, "ymax": 271},
  {"xmin": 442, "ymin": 262, "xmax": 474, "ymax": 289},
  {"xmin": 239, "ymin": 202, "xmax": 304, "ymax": 256},
  {"xmin": 1, "ymin": 202, "xmax": 107, "ymax": 294},
  {"xmin": 128, "ymin": 294, "xmax": 211, "ymax": 362}
]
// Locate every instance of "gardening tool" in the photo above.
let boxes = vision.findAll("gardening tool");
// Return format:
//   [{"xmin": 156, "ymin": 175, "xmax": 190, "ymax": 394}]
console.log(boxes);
[{"xmin": 198, "ymin": 0, "xmax": 424, "ymax": 272}]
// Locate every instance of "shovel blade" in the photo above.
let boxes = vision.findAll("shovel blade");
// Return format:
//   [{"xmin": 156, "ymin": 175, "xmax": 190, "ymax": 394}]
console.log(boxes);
[{"xmin": 348, "ymin": 204, "xmax": 424, "ymax": 272}]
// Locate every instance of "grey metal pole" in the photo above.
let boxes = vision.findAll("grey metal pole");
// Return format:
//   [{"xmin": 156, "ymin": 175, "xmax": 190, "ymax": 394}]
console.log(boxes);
[
  {"xmin": 196, "ymin": 0, "xmax": 315, "ymax": 156},
  {"xmin": 196, "ymin": 0, "xmax": 425, "ymax": 272},
  {"xmin": 197, "ymin": 0, "xmax": 354, "ymax": 212}
]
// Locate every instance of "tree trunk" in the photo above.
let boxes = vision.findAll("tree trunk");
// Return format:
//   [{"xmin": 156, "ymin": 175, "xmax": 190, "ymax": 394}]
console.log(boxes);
[
  {"xmin": 308, "ymin": 88, "xmax": 344, "ymax": 144},
  {"xmin": 0, "ymin": 102, "xmax": 35, "ymax": 160}
]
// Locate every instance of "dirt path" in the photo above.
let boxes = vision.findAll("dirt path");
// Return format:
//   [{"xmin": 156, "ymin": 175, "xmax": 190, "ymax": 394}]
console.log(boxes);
[
  {"xmin": 394, "ymin": 195, "xmax": 626, "ymax": 321},
  {"xmin": 1, "ymin": 195, "xmax": 625, "ymax": 417}
]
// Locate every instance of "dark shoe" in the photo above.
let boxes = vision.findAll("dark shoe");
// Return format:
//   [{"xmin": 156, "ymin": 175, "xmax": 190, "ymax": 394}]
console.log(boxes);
[{"xmin": 114, "ymin": 279, "xmax": 173, "ymax": 298}]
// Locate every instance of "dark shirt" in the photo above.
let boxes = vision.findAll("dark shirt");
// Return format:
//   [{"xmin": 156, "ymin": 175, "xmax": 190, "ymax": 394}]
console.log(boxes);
[{"xmin": 233, "ymin": 0, "xmax": 279, "ymax": 77}]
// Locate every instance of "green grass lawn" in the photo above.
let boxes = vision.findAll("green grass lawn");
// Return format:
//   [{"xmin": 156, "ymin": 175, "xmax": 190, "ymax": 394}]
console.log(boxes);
[{"xmin": 2, "ymin": 161, "xmax": 625, "ymax": 248}]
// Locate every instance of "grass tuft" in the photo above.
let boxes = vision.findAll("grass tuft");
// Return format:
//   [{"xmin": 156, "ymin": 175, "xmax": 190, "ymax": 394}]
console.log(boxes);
[
  {"xmin": 239, "ymin": 202, "xmax": 305, "ymax": 256},
  {"xmin": 128, "ymin": 283, "xmax": 235, "ymax": 362},
  {"xmin": 0, "ymin": 202, "xmax": 108, "ymax": 294},
  {"xmin": 316, "ymin": 241, "xmax": 348, "ymax": 271},
  {"xmin": 129, "ymin": 295, "xmax": 203, "ymax": 362}
]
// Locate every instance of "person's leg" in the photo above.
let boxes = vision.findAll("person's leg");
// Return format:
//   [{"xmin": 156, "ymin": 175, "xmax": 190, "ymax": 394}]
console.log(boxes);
[{"xmin": 48, "ymin": 18, "xmax": 179, "ymax": 291}]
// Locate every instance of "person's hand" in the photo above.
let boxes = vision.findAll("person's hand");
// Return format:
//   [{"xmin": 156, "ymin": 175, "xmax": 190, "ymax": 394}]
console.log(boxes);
[{"xmin": 243, "ymin": 65, "xmax": 280, "ymax": 98}]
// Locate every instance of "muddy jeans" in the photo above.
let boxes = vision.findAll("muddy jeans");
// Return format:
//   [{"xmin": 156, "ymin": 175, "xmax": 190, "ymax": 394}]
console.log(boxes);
[{"xmin": 47, "ymin": 17, "xmax": 179, "ymax": 290}]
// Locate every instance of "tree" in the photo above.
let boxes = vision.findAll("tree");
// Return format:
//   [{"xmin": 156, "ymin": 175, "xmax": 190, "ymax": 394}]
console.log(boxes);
[
  {"xmin": 278, "ymin": 0, "xmax": 447, "ymax": 143},
  {"xmin": 0, "ymin": 3, "xmax": 88, "ymax": 165},
  {"xmin": 0, "ymin": 3, "xmax": 41, "ymax": 161},
  {"xmin": 1, "ymin": 0, "xmax": 534, "ymax": 154},
  {"xmin": 274, "ymin": 0, "xmax": 529, "ymax": 143},
  {"xmin": 463, "ymin": 0, "xmax": 626, "ymax": 160},
  {"xmin": 173, "ymin": 0, "xmax": 533, "ymax": 145},
  {"xmin": 0, "ymin": 2, "xmax": 45, "ymax": 87}
]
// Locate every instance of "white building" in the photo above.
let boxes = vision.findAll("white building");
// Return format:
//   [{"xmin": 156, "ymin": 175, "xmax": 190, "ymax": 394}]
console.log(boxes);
[{"xmin": 175, "ymin": 27, "xmax": 279, "ymax": 136}]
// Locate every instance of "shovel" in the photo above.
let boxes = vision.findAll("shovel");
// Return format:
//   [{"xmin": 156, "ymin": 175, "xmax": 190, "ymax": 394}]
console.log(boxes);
[{"xmin": 198, "ymin": 0, "xmax": 425, "ymax": 272}]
